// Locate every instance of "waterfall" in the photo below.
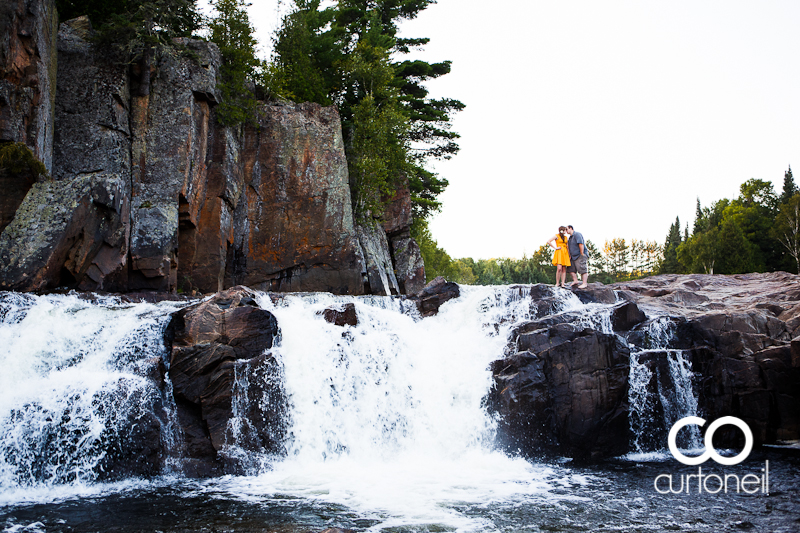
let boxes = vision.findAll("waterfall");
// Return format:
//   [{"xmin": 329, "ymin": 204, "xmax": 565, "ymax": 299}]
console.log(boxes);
[
  {"xmin": 1, "ymin": 284, "xmax": 707, "ymax": 527},
  {"xmin": 0, "ymin": 292, "xmax": 184, "ymax": 501},
  {"xmin": 626, "ymin": 317, "xmax": 702, "ymax": 455},
  {"xmin": 205, "ymin": 287, "xmax": 591, "ymax": 529}
]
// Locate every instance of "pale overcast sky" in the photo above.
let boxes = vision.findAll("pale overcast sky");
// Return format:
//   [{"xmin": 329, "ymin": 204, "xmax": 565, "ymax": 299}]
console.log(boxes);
[{"xmin": 219, "ymin": 0, "xmax": 800, "ymax": 260}]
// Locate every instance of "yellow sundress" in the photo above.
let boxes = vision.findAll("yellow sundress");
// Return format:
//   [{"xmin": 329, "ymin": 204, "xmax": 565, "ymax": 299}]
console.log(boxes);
[{"xmin": 552, "ymin": 235, "xmax": 571, "ymax": 266}]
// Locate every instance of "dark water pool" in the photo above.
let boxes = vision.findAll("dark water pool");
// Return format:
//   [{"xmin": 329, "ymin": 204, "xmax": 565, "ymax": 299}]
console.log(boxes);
[{"xmin": 2, "ymin": 450, "xmax": 798, "ymax": 533}]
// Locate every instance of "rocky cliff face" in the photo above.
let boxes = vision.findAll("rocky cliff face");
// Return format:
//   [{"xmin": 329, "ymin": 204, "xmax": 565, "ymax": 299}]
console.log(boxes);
[
  {"xmin": 0, "ymin": 0, "xmax": 56, "ymax": 172},
  {"xmin": 223, "ymin": 104, "xmax": 365, "ymax": 294},
  {"xmin": 0, "ymin": 8, "xmax": 423, "ymax": 295},
  {"xmin": 0, "ymin": 0, "xmax": 56, "ymax": 245}
]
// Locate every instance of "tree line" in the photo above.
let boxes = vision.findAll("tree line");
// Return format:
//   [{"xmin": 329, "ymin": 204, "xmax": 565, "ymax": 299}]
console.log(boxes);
[
  {"xmin": 416, "ymin": 230, "xmax": 662, "ymax": 286},
  {"xmin": 660, "ymin": 168, "xmax": 799, "ymax": 275},
  {"xmin": 418, "ymin": 166, "xmax": 799, "ymax": 286},
  {"xmin": 55, "ymin": 0, "xmax": 461, "ymax": 227}
]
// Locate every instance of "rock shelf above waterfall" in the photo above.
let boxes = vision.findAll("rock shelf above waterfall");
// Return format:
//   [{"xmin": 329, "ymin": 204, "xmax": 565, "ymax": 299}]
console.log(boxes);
[{"xmin": 488, "ymin": 272, "xmax": 800, "ymax": 460}]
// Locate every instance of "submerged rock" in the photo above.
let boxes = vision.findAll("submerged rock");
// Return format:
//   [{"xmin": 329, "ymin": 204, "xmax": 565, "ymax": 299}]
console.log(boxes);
[{"xmin": 319, "ymin": 302, "xmax": 358, "ymax": 327}]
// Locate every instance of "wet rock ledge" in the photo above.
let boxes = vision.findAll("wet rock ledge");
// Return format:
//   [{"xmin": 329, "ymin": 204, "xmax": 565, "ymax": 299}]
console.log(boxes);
[{"xmin": 487, "ymin": 273, "xmax": 800, "ymax": 460}]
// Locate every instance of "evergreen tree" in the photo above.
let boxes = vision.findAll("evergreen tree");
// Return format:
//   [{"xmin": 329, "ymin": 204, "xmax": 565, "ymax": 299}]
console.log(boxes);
[
  {"xmin": 659, "ymin": 216, "xmax": 683, "ymax": 274},
  {"xmin": 272, "ymin": 0, "xmax": 343, "ymax": 105},
  {"xmin": 781, "ymin": 166, "xmax": 798, "ymax": 206},
  {"xmin": 693, "ymin": 198, "xmax": 704, "ymax": 234},
  {"xmin": 209, "ymin": 0, "xmax": 261, "ymax": 126},
  {"xmin": 272, "ymin": 0, "xmax": 462, "ymax": 222}
]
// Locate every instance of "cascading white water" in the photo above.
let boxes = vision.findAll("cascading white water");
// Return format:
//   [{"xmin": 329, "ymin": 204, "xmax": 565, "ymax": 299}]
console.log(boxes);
[
  {"xmin": 626, "ymin": 316, "xmax": 702, "ymax": 456},
  {"xmin": 661, "ymin": 350, "xmax": 702, "ymax": 448},
  {"xmin": 206, "ymin": 286, "xmax": 593, "ymax": 531},
  {"xmin": 0, "ymin": 292, "xmax": 184, "ymax": 504},
  {"xmin": 4, "ymin": 284, "xmax": 706, "ymax": 529}
]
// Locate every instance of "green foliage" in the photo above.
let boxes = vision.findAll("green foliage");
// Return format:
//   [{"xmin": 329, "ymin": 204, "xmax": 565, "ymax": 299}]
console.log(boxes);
[
  {"xmin": 671, "ymin": 172, "xmax": 799, "ymax": 275},
  {"xmin": 273, "ymin": 0, "xmax": 462, "ymax": 221},
  {"xmin": 454, "ymin": 254, "xmax": 554, "ymax": 286},
  {"xmin": 272, "ymin": 0, "xmax": 342, "ymax": 105},
  {"xmin": 410, "ymin": 218, "xmax": 455, "ymax": 282},
  {"xmin": 0, "ymin": 142, "xmax": 48, "ymax": 179},
  {"xmin": 772, "ymin": 193, "xmax": 800, "ymax": 274},
  {"xmin": 92, "ymin": 0, "xmax": 201, "ymax": 53},
  {"xmin": 781, "ymin": 166, "xmax": 798, "ymax": 206},
  {"xmin": 349, "ymin": 94, "xmax": 409, "ymax": 219},
  {"xmin": 678, "ymin": 227, "xmax": 720, "ymax": 274},
  {"xmin": 208, "ymin": 0, "xmax": 260, "ymax": 126},
  {"xmin": 588, "ymin": 238, "xmax": 659, "ymax": 283},
  {"xmin": 659, "ymin": 216, "xmax": 683, "ymax": 274}
]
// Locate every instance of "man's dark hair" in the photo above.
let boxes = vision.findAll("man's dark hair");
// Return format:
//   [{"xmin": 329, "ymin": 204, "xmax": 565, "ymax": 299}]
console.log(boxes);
[{"xmin": 568, "ymin": 225, "xmax": 574, "ymax": 230}]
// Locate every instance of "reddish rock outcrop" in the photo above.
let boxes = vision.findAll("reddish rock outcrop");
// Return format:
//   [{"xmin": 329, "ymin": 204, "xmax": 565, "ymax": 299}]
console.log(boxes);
[
  {"xmin": 129, "ymin": 39, "xmax": 220, "ymax": 291},
  {"xmin": 0, "ymin": 0, "xmax": 56, "ymax": 171},
  {"xmin": 224, "ymin": 103, "xmax": 366, "ymax": 295}
]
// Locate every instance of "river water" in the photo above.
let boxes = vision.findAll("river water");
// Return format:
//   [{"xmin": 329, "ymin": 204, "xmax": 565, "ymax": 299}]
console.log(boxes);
[{"xmin": 0, "ymin": 288, "xmax": 798, "ymax": 532}]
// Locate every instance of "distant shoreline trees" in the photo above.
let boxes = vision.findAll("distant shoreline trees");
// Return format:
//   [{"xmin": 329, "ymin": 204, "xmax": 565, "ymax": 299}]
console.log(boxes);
[
  {"xmin": 661, "ymin": 168, "xmax": 799, "ymax": 275},
  {"xmin": 421, "ymin": 168, "xmax": 798, "ymax": 286}
]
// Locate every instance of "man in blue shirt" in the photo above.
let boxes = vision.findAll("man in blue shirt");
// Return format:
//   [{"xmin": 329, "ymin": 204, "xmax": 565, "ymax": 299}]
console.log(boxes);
[{"xmin": 566, "ymin": 225, "xmax": 588, "ymax": 288}]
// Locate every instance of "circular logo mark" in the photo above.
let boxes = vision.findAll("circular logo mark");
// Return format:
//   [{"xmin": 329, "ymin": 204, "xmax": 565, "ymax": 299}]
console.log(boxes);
[{"xmin": 668, "ymin": 416, "xmax": 753, "ymax": 466}]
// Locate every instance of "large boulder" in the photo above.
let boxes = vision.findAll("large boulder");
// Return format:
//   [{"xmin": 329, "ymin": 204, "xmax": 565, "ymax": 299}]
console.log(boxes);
[
  {"xmin": 166, "ymin": 286, "xmax": 284, "ymax": 476},
  {"xmin": 489, "ymin": 323, "xmax": 631, "ymax": 459}
]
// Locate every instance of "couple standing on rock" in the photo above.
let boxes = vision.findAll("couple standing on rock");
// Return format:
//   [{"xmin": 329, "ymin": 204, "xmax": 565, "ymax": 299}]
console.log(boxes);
[{"xmin": 548, "ymin": 225, "xmax": 589, "ymax": 289}]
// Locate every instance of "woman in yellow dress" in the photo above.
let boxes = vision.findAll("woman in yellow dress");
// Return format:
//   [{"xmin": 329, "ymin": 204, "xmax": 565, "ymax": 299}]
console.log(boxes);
[{"xmin": 547, "ymin": 226, "xmax": 571, "ymax": 287}]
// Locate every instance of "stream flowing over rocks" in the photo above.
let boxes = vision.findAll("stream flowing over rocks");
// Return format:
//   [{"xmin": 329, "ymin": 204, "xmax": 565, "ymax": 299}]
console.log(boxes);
[{"xmin": 0, "ymin": 273, "xmax": 799, "ymax": 531}]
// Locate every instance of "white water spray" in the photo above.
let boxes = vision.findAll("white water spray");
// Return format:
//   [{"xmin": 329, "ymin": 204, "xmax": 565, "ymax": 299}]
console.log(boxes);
[
  {"xmin": 627, "ymin": 317, "xmax": 701, "ymax": 456},
  {"xmin": 207, "ymin": 287, "xmax": 593, "ymax": 530},
  {"xmin": 0, "ymin": 293, "xmax": 184, "ymax": 499}
]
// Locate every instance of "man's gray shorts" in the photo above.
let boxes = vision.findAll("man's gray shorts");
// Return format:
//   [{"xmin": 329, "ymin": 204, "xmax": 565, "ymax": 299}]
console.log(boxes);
[{"xmin": 567, "ymin": 254, "xmax": 588, "ymax": 275}]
